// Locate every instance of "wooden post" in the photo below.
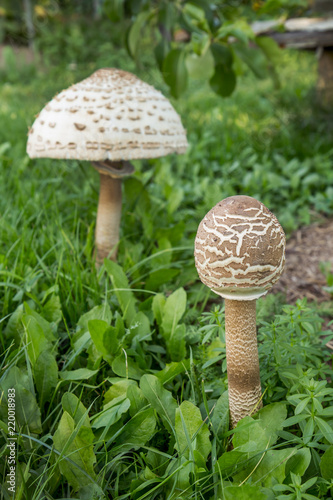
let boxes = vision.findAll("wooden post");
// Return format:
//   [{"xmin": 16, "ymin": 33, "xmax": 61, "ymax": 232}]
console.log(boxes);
[{"xmin": 318, "ymin": 48, "xmax": 333, "ymax": 106}]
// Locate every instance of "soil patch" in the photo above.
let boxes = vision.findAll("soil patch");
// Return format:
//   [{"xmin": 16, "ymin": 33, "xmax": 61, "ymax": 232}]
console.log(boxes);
[{"xmin": 275, "ymin": 218, "xmax": 333, "ymax": 303}]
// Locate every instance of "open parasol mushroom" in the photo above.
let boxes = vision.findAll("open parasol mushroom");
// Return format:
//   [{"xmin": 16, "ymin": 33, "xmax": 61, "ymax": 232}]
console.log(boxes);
[
  {"xmin": 194, "ymin": 195, "xmax": 285, "ymax": 427},
  {"xmin": 27, "ymin": 68, "xmax": 188, "ymax": 263}
]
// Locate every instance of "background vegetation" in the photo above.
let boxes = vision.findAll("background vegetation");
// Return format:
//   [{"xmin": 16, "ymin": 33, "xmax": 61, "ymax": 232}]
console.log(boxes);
[{"xmin": 1, "ymin": 1, "xmax": 333, "ymax": 499}]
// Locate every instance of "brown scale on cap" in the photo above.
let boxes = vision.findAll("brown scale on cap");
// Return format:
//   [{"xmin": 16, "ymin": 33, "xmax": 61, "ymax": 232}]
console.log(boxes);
[
  {"xmin": 195, "ymin": 195, "xmax": 285, "ymax": 300},
  {"xmin": 194, "ymin": 196, "xmax": 285, "ymax": 428}
]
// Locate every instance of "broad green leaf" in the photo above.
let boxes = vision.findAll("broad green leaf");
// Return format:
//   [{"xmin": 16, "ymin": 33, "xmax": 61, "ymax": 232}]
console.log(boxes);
[
  {"xmin": 223, "ymin": 484, "xmax": 267, "ymax": 500},
  {"xmin": 210, "ymin": 43, "xmax": 233, "ymax": 67},
  {"xmin": 22, "ymin": 314, "xmax": 50, "ymax": 367},
  {"xmin": 175, "ymin": 401, "xmax": 211, "ymax": 461},
  {"xmin": 211, "ymin": 391, "xmax": 229, "ymax": 439},
  {"xmin": 62, "ymin": 393, "xmax": 90, "ymax": 427},
  {"xmin": 92, "ymin": 398, "xmax": 130, "ymax": 429},
  {"xmin": 285, "ymin": 448, "xmax": 311, "ymax": 478},
  {"xmin": 255, "ymin": 36, "xmax": 281, "ymax": 65},
  {"xmin": 88, "ymin": 319, "xmax": 119, "ymax": 363},
  {"xmin": 104, "ymin": 260, "xmax": 137, "ymax": 326},
  {"xmin": 73, "ymin": 330, "xmax": 91, "ymax": 353},
  {"xmin": 53, "ymin": 411, "xmax": 96, "ymax": 490},
  {"xmin": 88, "ymin": 319, "xmax": 109, "ymax": 354},
  {"xmin": 24, "ymin": 302, "xmax": 56, "ymax": 342},
  {"xmin": 0, "ymin": 366, "xmax": 30, "ymax": 395},
  {"xmin": 140, "ymin": 374, "xmax": 177, "ymax": 430},
  {"xmin": 209, "ymin": 43, "xmax": 237, "ymax": 98},
  {"xmin": 183, "ymin": 3, "xmax": 209, "ymax": 34},
  {"xmin": 129, "ymin": 311, "xmax": 151, "ymax": 342},
  {"xmin": 150, "ymin": 237, "xmax": 172, "ymax": 267},
  {"xmin": 86, "ymin": 342, "xmax": 103, "ymax": 370},
  {"xmin": 76, "ymin": 304, "xmax": 112, "ymax": 336},
  {"xmin": 165, "ymin": 456, "xmax": 192, "ymax": 494},
  {"xmin": 183, "ymin": 3, "xmax": 206, "ymax": 23},
  {"xmin": 254, "ymin": 403, "xmax": 287, "ymax": 446},
  {"xmin": 155, "ymin": 38, "xmax": 170, "ymax": 72},
  {"xmin": 145, "ymin": 268, "xmax": 180, "ymax": 291},
  {"xmin": 234, "ymin": 43, "xmax": 268, "ymax": 79},
  {"xmin": 320, "ymin": 445, "xmax": 333, "ymax": 480},
  {"xmin": 42, "ymin": 293, "xmax": 62, "ymax": 324},
  {"xmin": 34, "ymin": 350, "xmax": 58, "ymax": 406},
  {"xmin": 161, "ymin": 288, "xmax": 187, "ymax": 341},
  {"xmin": 216, "ymin": 450, "xmax": 253, "ymax": 477},
  {"xmin": 234, "ymin": 449, "xmax": 293, "ymax": 487},
  {"xmin": 127, "ymin": 11, "xmax": 151, "ymax": 60},
  {"xmin": 112, "ymin": 352, "xmax": 145, "ymax": 380},
  {"xmin": 233, "ymin": 416, "xmax": 265, "ymax": 452},
  {"xmin": 167, "ymin": 323, "xmax": 186, "ymax": 362},
  {"xmin": 167, "ymin": 186, "xmax": 184, "ymax": 215},
  {"xmin": 114, "ymin": 312, "xmax": 125, "ymax": 338},
  {"xmin": 162, "ymin": 49, "xmax": 188, "ymax": 98},
  {"xmin": 152, "ymin": 293, "xmax": 166, "ymax": 327},
  {"xmin": 0, "ymin": 367, "xmax": 42, "ymax": 433},
  {"xmin": 127, "ymin": 384, "xmax": 147, "ymax": 417},
  {"xmin": 210, "ymin": 64, "xmax": 236, "ymax": 97},
  {"xmin": 104, "ymin": 379, "xmax": 136, "ymax": 404},
  {"xmin": 4, "ymin": 303, "xmax": 24, "ymax": 344},
  {"xmin": 60, "ymin": 368, "xmax": 99, "ymax": 381},
  {"xmin": 113, "ymin": 408, "xmax": 156, "ymax": 453},
  {"xmin": 186, "ymin": 49, "xmax": 215, "ymax": 79},
  {"xmin": 14, "ymin": 384, "xmax": 42, "ymax": 433},
  {"xmin": 156, "ymin": 360, "xmax": 190, "ymax": 384},
  {"xmin": 79, "ymin": 484, "xmax": 105, "ymax": 500}
]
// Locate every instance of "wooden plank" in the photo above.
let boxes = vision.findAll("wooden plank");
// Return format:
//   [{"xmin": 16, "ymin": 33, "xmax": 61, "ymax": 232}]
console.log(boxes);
[
  {"xmin": 268, "ymin": 30, "xmax": 333, "ymax": 49},
  {"xmin": 284, "ymin": 17, "xmax": 333, "ymax": 31},
  {"xmin": 252, "ymin": 17, "xmax": 333, "ymax": 48}
]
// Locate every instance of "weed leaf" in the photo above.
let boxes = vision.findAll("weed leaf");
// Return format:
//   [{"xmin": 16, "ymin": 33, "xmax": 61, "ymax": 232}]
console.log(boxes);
[
  {"xmin": 140, "ymin": 374, "xmax": 177, "ymax": 431},
  {"xmin": 175, "ymin": 400, "xmax": 211, "ymax": 461}
]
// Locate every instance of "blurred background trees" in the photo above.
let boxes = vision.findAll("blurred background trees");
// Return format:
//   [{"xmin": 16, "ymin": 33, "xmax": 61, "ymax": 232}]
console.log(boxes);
[{"xmin": 0, "ymin": 0, "xmax": 319, "ymax": 97}]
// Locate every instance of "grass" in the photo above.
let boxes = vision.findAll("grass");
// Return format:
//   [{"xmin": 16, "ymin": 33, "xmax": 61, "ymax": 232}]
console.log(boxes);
[{"xmin": 1, "ymin": 40, "xmax": 333, "ymax": 499}]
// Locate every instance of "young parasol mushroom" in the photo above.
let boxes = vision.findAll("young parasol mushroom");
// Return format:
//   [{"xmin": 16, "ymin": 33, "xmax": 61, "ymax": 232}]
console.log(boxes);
[
  {"xmin": 194, "ymin": 195, "xmax": 285, "ymax": 427},
  {"xmin": 27, "ymin": 68, "xmax": 188, "ymax": 263}
]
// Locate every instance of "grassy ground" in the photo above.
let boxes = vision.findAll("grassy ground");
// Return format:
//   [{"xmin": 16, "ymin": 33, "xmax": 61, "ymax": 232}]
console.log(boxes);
[{"xmin": 1, "ymin": 44, "xmax": 333, "ymax": 499}]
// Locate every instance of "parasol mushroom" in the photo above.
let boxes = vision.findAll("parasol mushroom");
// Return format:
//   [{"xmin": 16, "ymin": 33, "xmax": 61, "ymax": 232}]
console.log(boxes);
[
  {"xmin": 194, "ymin": 195, "xmax": 285, "ymax": 427},
  {"xmin": 27, "ymin": 68, "xmax": 188, "ymax": 263}
]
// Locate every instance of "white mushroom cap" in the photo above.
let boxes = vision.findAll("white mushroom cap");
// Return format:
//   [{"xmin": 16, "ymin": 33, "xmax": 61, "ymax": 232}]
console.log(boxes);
[
  {"xmin": 194, "ymin": 196, "xmax": 285, "ymax": 300},
  {"xmin": 26, "ymin": 68, "xmax": 188, "ymax": 161}
]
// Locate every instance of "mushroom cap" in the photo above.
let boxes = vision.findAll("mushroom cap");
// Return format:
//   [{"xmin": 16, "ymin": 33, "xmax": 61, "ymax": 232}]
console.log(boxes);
[
  {"xmin": 27, "ymin": 68, "xmax": 188, "ymax": 161},
  {"xmin": 194, "ymin": 196, "xmax": 285, "ymax": 300}
]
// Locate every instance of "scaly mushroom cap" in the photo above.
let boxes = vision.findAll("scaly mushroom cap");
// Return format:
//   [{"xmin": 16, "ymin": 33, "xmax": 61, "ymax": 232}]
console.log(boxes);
[
  {"xmin": 26, "ymin": 68, "xmax": 188, "ymax": 161},
  {"xmin": 194, "ymin": 196, "xmax": 285, "ymax": 300}
]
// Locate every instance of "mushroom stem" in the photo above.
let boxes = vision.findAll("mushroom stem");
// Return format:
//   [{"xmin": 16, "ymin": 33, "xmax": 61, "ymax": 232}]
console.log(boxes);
[
  {"xmin": 224, "ymin": 298, "xmax": 262, "ymax": 427},
  {"xmin": 95, "ymin": 173, "xmax": 122, "ymax": 264}
]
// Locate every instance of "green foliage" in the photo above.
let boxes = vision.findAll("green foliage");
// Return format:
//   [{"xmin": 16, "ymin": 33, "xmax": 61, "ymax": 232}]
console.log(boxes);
[
  {"xmin": 140, "ymin": 374, "xmax": 178, "ymax": 430},
  {"xmin": 53, "ymin": 395, "xmax": 97, "ymax": 491},
  {"xmin": 1, "ymin": 294, "xmax": 333, "ymax": 497},
  {"xmin": 102, "ymin": 0, "xmax": 309, "ymax": 97}
]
